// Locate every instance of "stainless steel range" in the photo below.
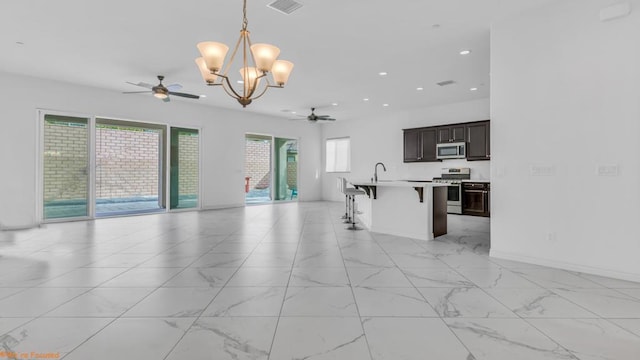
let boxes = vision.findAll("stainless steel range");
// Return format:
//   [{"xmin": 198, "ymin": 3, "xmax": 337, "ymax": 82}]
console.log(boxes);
[{"xmin": 433, "ymin": 168, "xmax": 470, "ymax": 214}]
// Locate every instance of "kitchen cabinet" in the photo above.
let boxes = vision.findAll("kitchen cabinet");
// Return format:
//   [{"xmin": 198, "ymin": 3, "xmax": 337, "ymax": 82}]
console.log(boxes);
[
  {"xmin": 437, "ymin": 124, "xmax": 466, "ymax": 144},
  {"xmin": 466, "ymin": 121, "xmax": 490, "ymax": 161},
  {"xmin": 403, "ymin": 128, "xmax": 438, "ymax": 162}
]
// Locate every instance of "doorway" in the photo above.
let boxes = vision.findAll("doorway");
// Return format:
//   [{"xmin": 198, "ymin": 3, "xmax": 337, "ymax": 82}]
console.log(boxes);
[
  {"xmin": 244, "ymin": 134, "xmax": 298, "ymax": 204},
  {"xmin": 95, "ymin": 119, "xmax": 166, "ymax": 217}
]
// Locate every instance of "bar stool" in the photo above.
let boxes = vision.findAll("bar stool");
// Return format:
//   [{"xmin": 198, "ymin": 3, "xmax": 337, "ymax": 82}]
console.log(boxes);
[
  {"xmin": 341, "ymin": 178, "xmax": 366, "ymax": 230},
  {"xmin": 337, "ymin": 177, "xmax": 349, "ymax": 221}
]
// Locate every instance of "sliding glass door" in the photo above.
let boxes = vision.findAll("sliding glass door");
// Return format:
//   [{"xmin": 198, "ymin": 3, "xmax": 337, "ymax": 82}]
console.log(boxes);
[
  {"xmin": 41, "ymin": 111, "xmax": 202, "ymax": 222},
  {"xmin": 43, "ymin": 115, "xmax": 90, "ymax": 220},
  {"xmin": 274, "ymin": 137, "xmax": 298, "ymax": 201},
  {"xmin": 170, "ymin": 127, "xmax": 199, "ymax": 209}
]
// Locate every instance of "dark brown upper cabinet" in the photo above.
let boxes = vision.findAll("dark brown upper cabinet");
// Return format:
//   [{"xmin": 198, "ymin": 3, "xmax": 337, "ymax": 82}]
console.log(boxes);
[
  {"xmin": 437, "ymin": 124, "xmax": 466, "ymax": 143},
  {"xmin": 403, "ymin": 128, "xmax": 438, "ymax": 162},
  {"xmin": 466, "ymin": 120, "xmax": 490, "ymax": 161}
]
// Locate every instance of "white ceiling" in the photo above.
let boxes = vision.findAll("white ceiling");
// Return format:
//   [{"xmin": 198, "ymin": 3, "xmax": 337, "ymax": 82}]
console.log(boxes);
[{"xmin": 1, "ymin": 0, "xmax": 559, "ymax": 121}]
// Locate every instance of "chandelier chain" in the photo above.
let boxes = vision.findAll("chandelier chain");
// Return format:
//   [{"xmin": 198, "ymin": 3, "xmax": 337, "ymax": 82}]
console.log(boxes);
[{"xmin": 242, "ymin": 0, "xmax": 248, "ymax": 30}]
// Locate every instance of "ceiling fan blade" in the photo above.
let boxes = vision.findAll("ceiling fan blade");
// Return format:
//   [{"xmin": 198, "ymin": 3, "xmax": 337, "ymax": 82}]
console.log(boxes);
[
  {"xmin": 166, "ymin": 84, "xmax": 183, "ymax": 91},
  {"xmin": 122, "ymin": 91, "xmax": 150, "ymax": 94},
  {"xmin": 319, "ymin": 118, "xmax": 336, "ymax": 121},
  {"xmin": 126, "ymin": 81, "xmax": 155, "ymax": 89},
  {"xmin": 168, "ymin": 91, "xmax": 200, "ymax": 99},
  {"xmin": 316, "ymin": 115, "xmax": 332, "ymax": 118}
]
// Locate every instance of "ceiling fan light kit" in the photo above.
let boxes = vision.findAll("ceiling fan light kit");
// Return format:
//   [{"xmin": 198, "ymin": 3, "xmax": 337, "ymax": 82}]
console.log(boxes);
[
  {"xmin": 124, "ymin": 75, "xmax": 200, "ymax": 102},
  {"xmin": 292, "ymin": 108, "xmax": 336, "ymax": 122},
  {"xmin": 195, "ymin": 0, "xmax": 294, "ymax": 107}
]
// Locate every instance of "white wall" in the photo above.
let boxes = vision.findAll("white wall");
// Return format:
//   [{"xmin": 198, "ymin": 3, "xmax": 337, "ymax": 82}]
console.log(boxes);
[
  {"xmin": 0, "ymin": 72, "xmax": 323, "ymax": 229},
  {"xmin": 321, "ymin": 99, "xmax": 491, "ymax": 201},
  {"xmin": 491, "ymin": 0, "xmax": 640, "ymax": 281}
]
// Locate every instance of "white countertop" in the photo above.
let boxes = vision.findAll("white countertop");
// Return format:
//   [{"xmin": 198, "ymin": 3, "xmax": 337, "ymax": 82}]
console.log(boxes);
[
  {"xmin": 350, "ymin": 180, "xmax": 448, "ymax": 188},
  {"xmin": 461, "ymin": 180, "xmax": 491, "ymax": 183}
]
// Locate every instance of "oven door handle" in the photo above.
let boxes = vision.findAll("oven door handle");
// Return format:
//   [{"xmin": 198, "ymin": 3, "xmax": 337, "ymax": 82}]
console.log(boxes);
[{"xmin": 464, "ymin": 189, "xmax": 484, "ymax": 193}]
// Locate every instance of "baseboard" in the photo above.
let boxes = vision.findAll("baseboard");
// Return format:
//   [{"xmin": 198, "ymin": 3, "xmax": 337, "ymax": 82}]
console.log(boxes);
[
  {"xmin": 201, "ymin": 203, "xmax": 245, "ymax": 211},
  {"xmin": 490, "ymin": 249, "xmax": 640, "ymax": 283},
  {"xmin": 0, "ymin": 222, "xmax": 40, "ymax": 231}
]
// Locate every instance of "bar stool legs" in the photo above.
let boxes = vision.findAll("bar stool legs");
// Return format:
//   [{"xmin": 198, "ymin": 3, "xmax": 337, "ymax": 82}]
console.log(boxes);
[
  {"xmin": 342, "ymin": 194, "xmax": 350, "ymax": 221},
  {"xmin": 346, "ymin": 194, "xmax": 363, "ymax": 231}
]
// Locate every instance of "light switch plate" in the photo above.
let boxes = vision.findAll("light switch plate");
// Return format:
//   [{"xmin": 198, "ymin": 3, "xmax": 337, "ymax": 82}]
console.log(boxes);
[{"xmin": 597, "ymin": 164, "xmax": 619, "ymax": 176}]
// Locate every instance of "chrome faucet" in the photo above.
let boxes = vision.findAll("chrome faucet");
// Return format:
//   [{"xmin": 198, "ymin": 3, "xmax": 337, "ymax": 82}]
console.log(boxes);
[{"xmin": 374, "ymin": 162, "xmax": 387, "ymax": 182}]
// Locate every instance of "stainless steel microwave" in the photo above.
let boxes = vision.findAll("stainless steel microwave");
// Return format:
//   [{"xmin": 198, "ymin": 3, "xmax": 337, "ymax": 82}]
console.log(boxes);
[{"xmin": 436, "ymin": 142, "xmax": 466, "ymax": 159}]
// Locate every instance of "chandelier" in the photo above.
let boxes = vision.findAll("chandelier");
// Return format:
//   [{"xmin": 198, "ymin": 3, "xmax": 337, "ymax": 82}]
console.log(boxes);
[{"xmin": 194, "ymin": 0, "xmax": 294, "ymax": 107}]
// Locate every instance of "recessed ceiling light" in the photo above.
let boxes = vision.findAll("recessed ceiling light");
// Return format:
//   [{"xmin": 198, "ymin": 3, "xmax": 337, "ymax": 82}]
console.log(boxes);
[
  {"xmin": 378, "ymin": 72, "xmax": 388, "ymax": 76},
  {"xmin": 470, "ymin": 87, "xmax": 478, "ymax": 91},
  {"xmin": 291, "ymin": 111, "xmax": 297, "ymax": 114},
  {"xmin": 416, "ymin": 87, "xmax": 424, "ymax": 91},
  {"xmin": 363, "ymin": 98, "xmax": 369, "ymax": 102},
  {"xmin": 200, "ymin": 95, "xmax": 207, "ymax": 98},
  {"xmin": 459, "ymin": 50, "xmax": 472, "ymax": 55},
  {"xmin": 383, "ymin": 104, "xmax": 389, "ymax": 107},
  {"xmin": 331, "ymin": 103, "xmax": 338, "ymax": 106},
  {"xmin": 237, "ymin": 80, "xmax": 244, "ymax": 84}
]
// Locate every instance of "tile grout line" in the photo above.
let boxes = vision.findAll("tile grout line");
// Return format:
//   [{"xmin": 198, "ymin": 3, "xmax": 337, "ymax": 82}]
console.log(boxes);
[{"xmin": 265, "ymin": 204, "xmax": 308, "ymax": 360}]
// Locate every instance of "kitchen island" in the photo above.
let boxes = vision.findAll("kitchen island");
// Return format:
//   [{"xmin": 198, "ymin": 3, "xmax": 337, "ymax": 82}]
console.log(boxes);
[{"xmin": 350, "ymin": 181, "xmax": 448, "ymax": 241}]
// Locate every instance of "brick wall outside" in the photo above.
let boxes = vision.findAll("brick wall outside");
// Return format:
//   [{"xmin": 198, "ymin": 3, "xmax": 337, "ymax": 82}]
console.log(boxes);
[
  {"xmin": 245, "ymin": 139, "xmax": 271, "ymax": 190},
  {"xmin": 178, "ymin": 132, "xmax": 199, "ymax": 195},
  {"xmin": 96, "ymin": 126, "xmax": 159, "ymax": 199},
  {"xmin": 287, "ymin": 159, "xmax": 297, "ymax": 189},
  {"xmin": 43, "ymin": 122, "xmax": 88, "ymax": 202}
]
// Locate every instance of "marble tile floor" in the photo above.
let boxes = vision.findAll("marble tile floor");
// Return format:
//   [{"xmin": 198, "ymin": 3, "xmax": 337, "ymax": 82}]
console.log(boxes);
[{"xmin": 0, "ymin": 202, "xmax": 639, "ymax": 360}]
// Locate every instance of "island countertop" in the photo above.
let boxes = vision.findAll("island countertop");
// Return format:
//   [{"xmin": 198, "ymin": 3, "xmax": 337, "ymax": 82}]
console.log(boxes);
[
  {"xmin": 346, "ymin": 180, "xmax": 448, "ymax": 240},
  {"xmin": 349, "ymin": 180, "xmax": 448, "ymax": 188}
]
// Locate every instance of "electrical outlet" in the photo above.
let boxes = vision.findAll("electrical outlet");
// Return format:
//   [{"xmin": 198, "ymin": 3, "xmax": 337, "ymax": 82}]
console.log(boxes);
[
  {"xmin": 530, "ymin": 165, "xmax": 555, "ymax": 176},
  {"xmin": 547, "ymin": 232, "xmax": 557, "ymax": 242},
  {"xmin": 597, "ymin": 164, "xmax": 619, "ymax": 177}
]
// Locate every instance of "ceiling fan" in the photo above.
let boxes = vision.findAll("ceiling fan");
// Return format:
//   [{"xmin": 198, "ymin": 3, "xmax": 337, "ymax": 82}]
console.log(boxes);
[
  {"xmin": 292, "ymin": 108, "xmax": 336, "ymax": 122},
  {"xmin": 123, "ymin": 75, "xmax": 200, "ymax": 102}
]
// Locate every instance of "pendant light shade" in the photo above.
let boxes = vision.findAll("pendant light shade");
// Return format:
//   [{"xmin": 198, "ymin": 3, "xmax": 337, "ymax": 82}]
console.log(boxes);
[
  {"xmin": 239, "ymin": 67, "xmax": 262, "ymax": 93},
  {"xmin": 197, "ymin": 42, "xmax": 229, "ymax": 72},
  {"xmin": 195, "ymin": 57, "xmax": 217, "ymax": 84},
  {"xmin": 271, "ymin": 60, "xmax": 294, "ymax": 86},
  {"xmin": 250, "ymin": 43, "xmax": 280, "ymax": 72}
]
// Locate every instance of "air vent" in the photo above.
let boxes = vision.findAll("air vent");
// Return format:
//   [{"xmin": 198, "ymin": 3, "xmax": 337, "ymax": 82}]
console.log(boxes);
[
  {"xmin": 436, "ymin": 80, "xmax": 456, "ymax": 87},
  {"xmin": 267, "ymin": 0, "xmax": 303, "ymax": 15}
]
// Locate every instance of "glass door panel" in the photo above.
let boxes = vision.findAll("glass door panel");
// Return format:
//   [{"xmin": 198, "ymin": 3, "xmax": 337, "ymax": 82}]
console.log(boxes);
[
  {"xmin": 43, "ymin": 115, "xmax": 89, "ymax": 220},
  {"xmin": 170, "ymin": 127, "xmax": 199, "ymax": 209},
  {"xmin": 95, "ymin": 119, "xmax": 165, "ymax": 216},
  {"xmin": 274, "ymin": 138, "xmax": 298, "ymax": 201},
  {"xmin": 245, "ymin": 134, "xmax": 272, "ymax": 204}
]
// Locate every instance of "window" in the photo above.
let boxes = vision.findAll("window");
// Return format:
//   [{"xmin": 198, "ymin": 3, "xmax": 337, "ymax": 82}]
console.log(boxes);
[{"xmin": 325, "ymin": 137, "xmax": 351, "ymax": 172}]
